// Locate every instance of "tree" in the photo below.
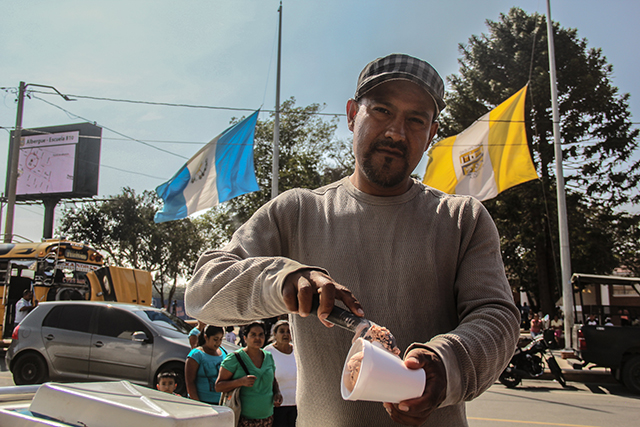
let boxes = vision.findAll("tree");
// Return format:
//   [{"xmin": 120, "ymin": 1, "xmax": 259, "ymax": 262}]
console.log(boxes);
[
  {"xmin": 195, "ymin": 98, "xmax": 354, "ymax": 245},
  {"xmin": 439, "ymin": 8, "xmax": 640, "ymax": 314},
  {"xmin": 58, "ymin": 188, "xmax": 204, "ymax": 306},
  {"xmin": 609, "ymin": 213, "xmax": 640, "ymax": 276}
]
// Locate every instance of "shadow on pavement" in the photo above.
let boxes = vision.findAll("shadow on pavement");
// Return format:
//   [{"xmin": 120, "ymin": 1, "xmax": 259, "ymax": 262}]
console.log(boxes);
[
  {"xmin": 487, "ymin": 387, "xmax": 614, "ymax": 413},
  {"xmin": 584, "ymin": 382, "xmax": 639, "ymax": 397}
]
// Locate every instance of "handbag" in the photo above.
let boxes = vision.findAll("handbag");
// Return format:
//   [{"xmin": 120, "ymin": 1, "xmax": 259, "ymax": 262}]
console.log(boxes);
[{"xmin": 220, "ymin": 352, "xmax": 250, "ymax": 426}]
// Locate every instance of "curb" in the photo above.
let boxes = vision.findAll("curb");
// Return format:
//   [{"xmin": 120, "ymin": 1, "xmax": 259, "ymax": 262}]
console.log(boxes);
[
  {"xmin": 539, "ymin": 369, "xmax": 616, "ymax": 384},
  {"xmin": 548, "ymin": 350, "xmax": 616, "ymax": 384}
]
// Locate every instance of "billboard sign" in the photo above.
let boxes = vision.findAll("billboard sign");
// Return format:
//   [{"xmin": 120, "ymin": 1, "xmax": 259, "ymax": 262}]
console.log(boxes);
[
  {"xmin": 17, "ymin": 131, "xmax": 79, "ymax": 195},
  {"xmin": 8, "ymin": 123, "xmax": 102, "ymax": 201}
]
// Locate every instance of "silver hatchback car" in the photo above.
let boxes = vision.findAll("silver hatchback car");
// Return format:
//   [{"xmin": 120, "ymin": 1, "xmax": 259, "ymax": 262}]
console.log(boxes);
[{"xmin": 5, "ymin": 301, "xmax": 237, "ymax": 395}]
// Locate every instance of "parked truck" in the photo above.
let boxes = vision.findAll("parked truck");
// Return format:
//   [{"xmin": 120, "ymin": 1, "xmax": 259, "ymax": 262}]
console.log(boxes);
[
  {"xmin": 570, "ymin": 273, "xmax": 640, "ymax": 393},
  {"xmin": 0, "ymin": 239, "xmax": 152, "ymax": 339}
]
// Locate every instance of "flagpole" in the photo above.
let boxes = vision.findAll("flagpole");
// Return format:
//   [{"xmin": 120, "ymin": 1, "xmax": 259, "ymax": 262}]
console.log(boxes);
[
  {"xmin": 271, "ymin": 1, "xmax": 282, "ymax": 200},
  {"xmin": 546, "ymin": 0, "xmax": 574, "ymax": 350}
]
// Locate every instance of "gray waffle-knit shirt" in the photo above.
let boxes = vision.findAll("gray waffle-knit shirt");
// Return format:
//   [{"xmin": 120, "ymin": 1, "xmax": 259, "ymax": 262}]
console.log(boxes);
[{"xmin": 186, "ymin": 177, "xmax": 520, "ymax": 426}]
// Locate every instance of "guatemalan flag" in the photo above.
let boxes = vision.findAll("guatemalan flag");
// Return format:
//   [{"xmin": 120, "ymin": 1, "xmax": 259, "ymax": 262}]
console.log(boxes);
[{"xmin": 154, "ymin": 110, "xmax": 260, "ymax": 223}]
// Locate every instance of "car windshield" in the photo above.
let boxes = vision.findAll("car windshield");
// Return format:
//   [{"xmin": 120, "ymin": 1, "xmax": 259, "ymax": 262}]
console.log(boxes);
[{"xmin": 137, "ymin": 310, "xmax": 191, "ymax": 335}]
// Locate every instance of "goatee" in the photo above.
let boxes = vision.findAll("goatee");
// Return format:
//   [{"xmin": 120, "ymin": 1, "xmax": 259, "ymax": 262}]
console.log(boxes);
[{"xmin": 361, "ymin": 139, "xmax": 410, "ymax": 188}]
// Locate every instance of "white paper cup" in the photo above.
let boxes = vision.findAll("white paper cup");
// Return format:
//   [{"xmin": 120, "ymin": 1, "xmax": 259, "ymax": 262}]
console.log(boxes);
[{"xmin": 341, "ymin": 338, "xmax": 426, "ymax": 403}]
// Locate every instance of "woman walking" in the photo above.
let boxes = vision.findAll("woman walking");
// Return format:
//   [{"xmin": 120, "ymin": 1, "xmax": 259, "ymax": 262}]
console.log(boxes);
[
  {"xmin": 185, "ymin": 325, "xmax": 228, "ymax": 404},
  {"xmin": 217, "ymin": 321, "xmax": 282, "ymax": 427},
  {"xmin": 264, "ymin": 320, "xmax": 297, "ymax": 427}
]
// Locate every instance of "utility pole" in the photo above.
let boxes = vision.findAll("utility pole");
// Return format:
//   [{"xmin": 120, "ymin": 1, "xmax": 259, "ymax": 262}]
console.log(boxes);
[
  {"xmin": 271, "ymin": 1, "xmax": 283, "ymax": 200},
  {"xmin": 4, "ymin": 82, "xmax": 26, "ymax": 243},
  {"xmin": 4, "ymin": 83, "xmax": 73, "ymax": 243},
  {"xmin": 546, "ymin": 0, "xmax": 574, "ymax": 350}
]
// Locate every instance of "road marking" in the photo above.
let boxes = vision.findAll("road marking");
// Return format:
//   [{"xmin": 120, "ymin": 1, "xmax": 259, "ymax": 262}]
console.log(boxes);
[{"xmin": 468, "ymin": 417, "xmax": 601, "ymax": 427}]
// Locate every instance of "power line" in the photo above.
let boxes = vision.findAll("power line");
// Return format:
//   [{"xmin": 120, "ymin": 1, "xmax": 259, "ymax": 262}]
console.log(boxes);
[
  {"xmin": 100, "ymin": 163, "xmax": 167, "ymax": 180},
  {"xmin": 16, "ymin": 204, "xmax": 43, "ymax": 216},
  {"xmin": 0, "ymin": 126, "xmax": 208, "ymax": 145},
  {"xmin": 0, "ymin": 124, "xmax": 626, "ymax": 148},
  {"xmin": 32, "ymin": 95, "xmax": 189, "ymax": 160},
  {"xmin": 0, "ymin": 125, "xmax": 171, "ymax": 181},
  {"xmin": 29, "ymin": 89, "xmax": 346, "ymax": 117},
  {"xmin": 102, "ymin": 137, "xmax": 204, "ymax": 145},
  {"xmin": 1, "ymin": 87, "xmax": 637, "ymax": 182},
  {"xmin": 2, "ymin": 86, "xmax": 640, "ymax": 124}
]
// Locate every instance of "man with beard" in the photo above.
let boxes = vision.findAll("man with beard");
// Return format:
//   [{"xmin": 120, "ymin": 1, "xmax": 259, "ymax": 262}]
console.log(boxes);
[{"xmin": 186, "ymin": 54, "xmax": 519, "ymax": 426}]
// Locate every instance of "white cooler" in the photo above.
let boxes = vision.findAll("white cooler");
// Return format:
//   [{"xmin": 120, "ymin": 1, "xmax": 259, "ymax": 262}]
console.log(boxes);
[{"xmin": 0, "ymin": 381, "xmax": 234, "ymax": 427}]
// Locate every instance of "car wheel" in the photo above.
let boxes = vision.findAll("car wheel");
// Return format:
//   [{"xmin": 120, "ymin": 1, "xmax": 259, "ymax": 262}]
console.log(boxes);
[
  {"xmin": 13, "ymin": 352, "xmax": 48, "ymax": 385},
  {"xmin": 622, "ymin": 355, "xmax": 640, "ymax": 394},
  {"xmin": 156, "ymin": 362, "xmax": 186, "ymax": 397}
]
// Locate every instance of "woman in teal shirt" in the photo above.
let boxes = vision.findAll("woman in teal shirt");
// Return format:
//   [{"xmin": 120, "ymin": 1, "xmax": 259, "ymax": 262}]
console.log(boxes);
[
  {"xmin": 185, "ymin": 325, "xmax": 228, "ymax": 404},
  {"xmin": 217, "ymin": 321, "xmax": 283, "ymax": 427}
]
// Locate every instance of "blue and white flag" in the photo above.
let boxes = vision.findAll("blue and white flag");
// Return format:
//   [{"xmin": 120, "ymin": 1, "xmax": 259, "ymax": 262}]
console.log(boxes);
[{"xmin": 154, "ymin": 110, "xmax": 260, "ymax": 223}]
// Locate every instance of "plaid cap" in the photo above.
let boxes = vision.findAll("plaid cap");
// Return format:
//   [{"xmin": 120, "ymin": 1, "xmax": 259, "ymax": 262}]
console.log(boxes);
[{"xmin": 354, "ymin": 53, "xmax": 446, "ymax": 117}]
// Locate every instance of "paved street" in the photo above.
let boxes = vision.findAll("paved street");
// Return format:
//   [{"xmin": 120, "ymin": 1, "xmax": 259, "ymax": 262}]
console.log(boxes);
[
  {"xmin": 468, "ymin": 379, "xmax": 640, "ymax": 427},
  {"xmin": 0, "ymin": 370, "xmax": 13, "ymax": 388}
]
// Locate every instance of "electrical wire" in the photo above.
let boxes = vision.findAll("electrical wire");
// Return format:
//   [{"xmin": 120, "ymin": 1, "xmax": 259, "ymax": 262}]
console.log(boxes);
[
  {"xmin": 32, "ymin": 95, "xmax": 189, "ymax": 160},
  {"xmin": 0, "ymin": 124, "xmax": 619, "ymax": 148},
  {"xmin": 0, "ymin": 126, "xmax": 208, "ymax": 145},
  {"xmin": 28, "ymin": 89, "xmax": 345, "ymax": 117},
  {"xmin": 0, "ymin": 85, "xmax": 636, "ymax": 189},
  {"xmin": 2, "ymin": 86, "xmax": 639, "ymax": 124},
  {"xmin": 100, "ymin": 163, "xmax": 167, "ymax": 180},
  {"xmin": 16, "ymin": 204, "xmax": 44, "ymax": 216}
]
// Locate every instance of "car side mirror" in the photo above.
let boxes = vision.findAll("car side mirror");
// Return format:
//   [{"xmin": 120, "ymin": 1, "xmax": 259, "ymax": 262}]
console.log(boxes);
[{"xmin": 132, "ymin": 331, "xmax": 149, "ymax": 342}]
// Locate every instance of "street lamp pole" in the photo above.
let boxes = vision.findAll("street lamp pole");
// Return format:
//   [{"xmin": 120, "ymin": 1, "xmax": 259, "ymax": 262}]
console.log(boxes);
[{"xmin": 3, "ymin": 83, "xmax": 73, "ymax": 243}]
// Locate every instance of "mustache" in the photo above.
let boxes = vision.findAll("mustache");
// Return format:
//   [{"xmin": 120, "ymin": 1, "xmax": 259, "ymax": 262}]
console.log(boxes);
[{"xmin": 371, "ymin": 138, "xmax": 408, "ymax": 156}]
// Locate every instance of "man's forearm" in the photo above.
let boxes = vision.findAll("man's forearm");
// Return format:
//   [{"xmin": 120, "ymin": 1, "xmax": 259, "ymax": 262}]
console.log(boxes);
[{"xmin": 185, "ymin": 249, "xmax": 312, "ymax": 325}]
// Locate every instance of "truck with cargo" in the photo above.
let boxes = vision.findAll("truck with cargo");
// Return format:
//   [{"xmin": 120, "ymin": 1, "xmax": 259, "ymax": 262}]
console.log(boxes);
[{"xmin": 570, "ymin": 273, "xmax": 640, "ymax": 393}]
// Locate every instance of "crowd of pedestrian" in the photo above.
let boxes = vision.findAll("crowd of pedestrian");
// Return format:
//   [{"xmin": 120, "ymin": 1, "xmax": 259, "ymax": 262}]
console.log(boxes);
[
  {"xmin": 184, "ymin": 319, "xmax": 297, "ymax": 427},
  {"xmin": 585, "ymin": 311, "xmax": 640, "ymax": 327},
  {"xmin": 516, "ymin": 302, "xmax": 566, "ymax": 348}
]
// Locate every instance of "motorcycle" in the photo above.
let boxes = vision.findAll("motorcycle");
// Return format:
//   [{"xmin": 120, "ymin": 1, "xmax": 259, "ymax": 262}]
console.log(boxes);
[{"xmin": 499, "ymin": 333, "xmax": 567, "ymax": 388}]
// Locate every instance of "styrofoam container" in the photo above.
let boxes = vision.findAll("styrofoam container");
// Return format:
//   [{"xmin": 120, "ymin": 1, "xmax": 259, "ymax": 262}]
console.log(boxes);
[
  {"xmin": 341, "ymin": 338, "xmax": 425, "ymax": 403},
  {"xmin": 20, "ymin": 381, "xmax": 234, "ymax": 427}
]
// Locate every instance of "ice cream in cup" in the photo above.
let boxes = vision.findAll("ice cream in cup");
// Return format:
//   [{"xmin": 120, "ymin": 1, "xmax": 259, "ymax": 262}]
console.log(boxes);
[{"xmin": 341, "ymin": 337, "xmax": 426, "ymax": 403}]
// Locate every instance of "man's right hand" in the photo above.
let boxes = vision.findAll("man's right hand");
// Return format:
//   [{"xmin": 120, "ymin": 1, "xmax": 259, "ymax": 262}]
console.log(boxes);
[
  {"xmin": 383, "ymin": 348, "xmax": 447, "ymax": 425},
  {"xmin": 282, "ymin": 269, "xmax": 364, "ymax": 327}
]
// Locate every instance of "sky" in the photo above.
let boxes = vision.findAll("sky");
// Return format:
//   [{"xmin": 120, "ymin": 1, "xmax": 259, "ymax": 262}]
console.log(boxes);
[{"xmin": 1, "ymin": 0, "xmax": 639, "ymax": 243}]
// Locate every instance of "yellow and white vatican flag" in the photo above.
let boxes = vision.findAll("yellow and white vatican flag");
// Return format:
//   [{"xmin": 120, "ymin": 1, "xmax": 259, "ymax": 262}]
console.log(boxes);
[{"xmin": 423, "ymin": 86, "xmax": 538, "ymax": 201}]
